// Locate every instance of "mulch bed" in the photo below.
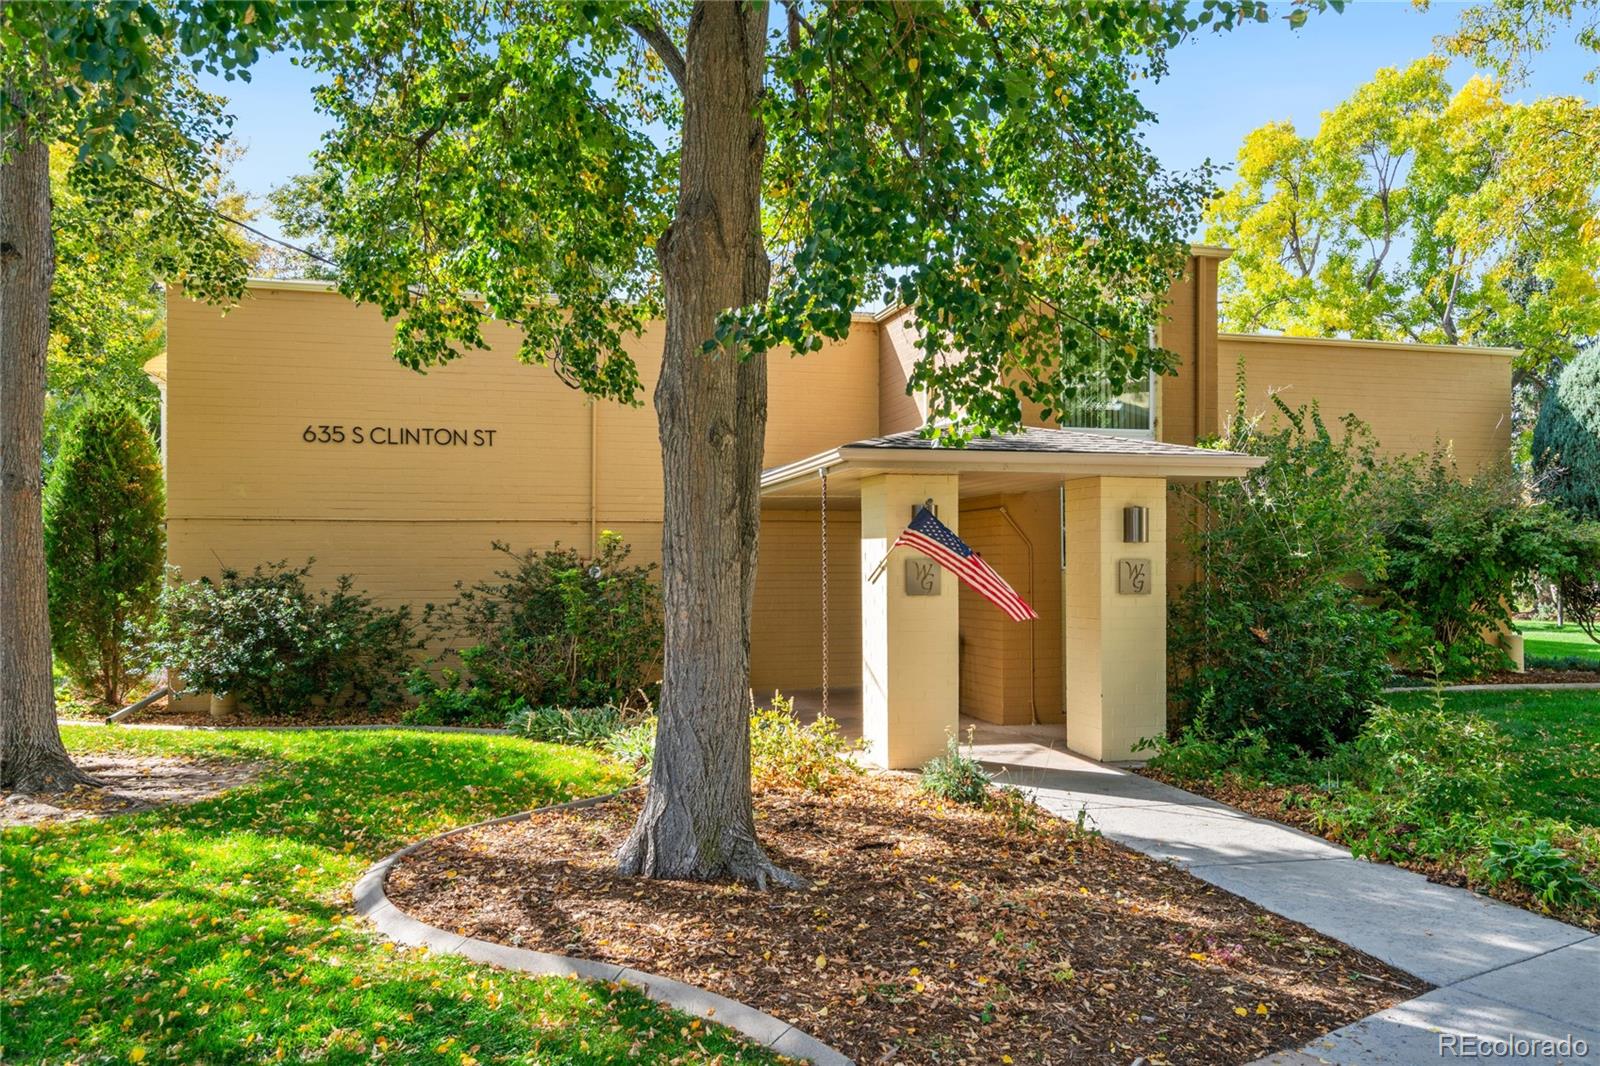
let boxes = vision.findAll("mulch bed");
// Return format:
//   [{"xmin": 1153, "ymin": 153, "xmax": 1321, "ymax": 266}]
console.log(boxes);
[
  {"xmin": 388, "ymin": 775, "xmax": 1424, "ymax": 1064},
  {"xmin": 0, "ymin": 754, "xmax": 264, "ymax": 827}
]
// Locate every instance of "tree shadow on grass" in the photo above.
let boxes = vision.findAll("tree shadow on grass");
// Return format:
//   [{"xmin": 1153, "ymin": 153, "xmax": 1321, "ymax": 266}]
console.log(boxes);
[{"xmin": 1, "ymin": 729, "xmax": 764, "ymax": 1064}]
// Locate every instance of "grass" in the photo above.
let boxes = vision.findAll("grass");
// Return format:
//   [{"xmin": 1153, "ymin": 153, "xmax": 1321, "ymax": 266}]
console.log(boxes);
[
  {"xmin": 1, "ymin": 727, "xmax": 780, "ymax": 1065},
  {"xmin": 1386, "ymin": 688, "xmax": 1600, "ymax": 828},
  {"xmin": 1517, "ymin": 619, "xmax": 1600, "ymax": 666}
]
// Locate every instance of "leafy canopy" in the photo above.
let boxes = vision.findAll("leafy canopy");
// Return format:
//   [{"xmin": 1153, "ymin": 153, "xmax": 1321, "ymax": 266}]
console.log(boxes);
[
  {"xmin": 1205, "ymin": 57, "xmax": 1600, "ymax": 374},
  {"xmin": 2, "ymin": 2, "xmax": 356, "ymax": 313},
  {"xmin": 293, "ymin": 0, "xmax": 1336, "ymax": 437},
  {"xmin": 1423, "ymin": 0, "xmax": 1600, "ymax": 84}
]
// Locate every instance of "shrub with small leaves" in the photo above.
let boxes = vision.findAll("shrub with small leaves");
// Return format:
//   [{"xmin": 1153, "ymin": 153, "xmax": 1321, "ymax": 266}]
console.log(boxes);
[
  {"xmin": 426, "ymin": 532, "xmax": 661, "ymax": 712},
  {"xmin": 156, "ymin": 561, "xmax": 418, "ymax": 716},
  {"xmin": 1138, "ymin": 719, "xmax": 1276, "ymax": 784},
  {"xmin": 403, "ymin": 666, "xmax": 526, "ymax": 726},
  {"xmin": 1170, "ymin": 388, "xmax": 1397, "ymax": 753},
  {"xmin": 749, "ymin": 694, "xmax": 860, "ymax": 792},
  {"xmin": 919, "ymin": 732, "xmax": 991, "ymax": 805}
]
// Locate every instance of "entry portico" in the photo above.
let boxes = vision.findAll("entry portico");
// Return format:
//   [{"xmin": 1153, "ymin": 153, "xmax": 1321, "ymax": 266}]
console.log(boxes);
[{"xmin": 761, "ymin": 428, "xmax": 1263, "ymax": 767}]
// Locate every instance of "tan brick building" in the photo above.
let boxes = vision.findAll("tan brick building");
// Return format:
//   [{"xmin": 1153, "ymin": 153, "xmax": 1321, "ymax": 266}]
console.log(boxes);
[{"xmin": 154, "ymin": 247, "xmax": 1514, "ymax": 764}]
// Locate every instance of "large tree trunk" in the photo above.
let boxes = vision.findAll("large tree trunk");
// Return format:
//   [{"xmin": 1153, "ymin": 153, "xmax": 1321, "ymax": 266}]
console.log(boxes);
[
  {"xmin": 1, "ymin": 126, "xmax": 91, "ymax": 793},
  {"xmin": 616, "ymin": 1, "xmax": 797, "ymax": 887}
]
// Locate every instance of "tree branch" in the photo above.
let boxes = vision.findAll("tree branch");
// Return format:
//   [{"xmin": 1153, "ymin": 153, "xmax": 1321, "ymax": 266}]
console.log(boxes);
[{"xmin": 627, "ymin": 17, "xmax": 686, "ymax": 92}]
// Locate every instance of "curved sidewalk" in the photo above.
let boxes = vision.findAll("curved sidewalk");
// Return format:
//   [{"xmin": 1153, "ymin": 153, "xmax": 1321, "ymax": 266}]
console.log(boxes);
[{"xmin": 975, "ymin": 731, "xmax": 1598, "ymax": 1065}]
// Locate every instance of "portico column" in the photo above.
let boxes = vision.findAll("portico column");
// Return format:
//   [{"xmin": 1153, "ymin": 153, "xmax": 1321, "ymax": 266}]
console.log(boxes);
[
  {"xmin": 1063, "ymin": 476, "xmax": 1167, "ymax": 762},
  {"xmin": 860, "ymin": 473, "xmax": 960, "ymax": 768}
]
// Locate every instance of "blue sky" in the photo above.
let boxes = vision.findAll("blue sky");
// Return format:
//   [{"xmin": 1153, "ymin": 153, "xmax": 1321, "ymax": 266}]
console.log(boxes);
[{"xmin": 207, "ymin": 1, "xmax": 1599, "ymax": 245}]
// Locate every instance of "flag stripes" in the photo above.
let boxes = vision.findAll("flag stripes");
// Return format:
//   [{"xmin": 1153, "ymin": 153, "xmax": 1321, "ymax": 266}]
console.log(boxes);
[{"xmin": 892, "ymin": 508, "xmax": 1038, "ymax": 622}]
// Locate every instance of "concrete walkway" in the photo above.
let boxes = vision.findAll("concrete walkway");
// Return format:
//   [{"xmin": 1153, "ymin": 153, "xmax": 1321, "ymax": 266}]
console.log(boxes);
[{"xmin": 969, "ymin": 732, "xmax": 1599, "ymax": 1065}]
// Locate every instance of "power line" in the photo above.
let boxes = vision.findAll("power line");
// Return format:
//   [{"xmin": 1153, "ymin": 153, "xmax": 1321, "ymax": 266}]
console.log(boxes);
[{"xmin": 128, "ymin": 170, "xmax": 340, "ymax": 273}]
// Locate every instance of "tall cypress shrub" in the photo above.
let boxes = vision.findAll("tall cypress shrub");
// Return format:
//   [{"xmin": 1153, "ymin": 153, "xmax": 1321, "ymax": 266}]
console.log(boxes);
[{"xmin": 43, "ymin": 400, "xmax": 166, "ymax": 704}]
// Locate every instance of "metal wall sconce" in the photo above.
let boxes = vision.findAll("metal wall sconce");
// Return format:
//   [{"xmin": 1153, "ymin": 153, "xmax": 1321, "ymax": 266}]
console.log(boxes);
[{"xmin": 1123, "ymin": 505, "xmax": 1149, "ymax": 544}]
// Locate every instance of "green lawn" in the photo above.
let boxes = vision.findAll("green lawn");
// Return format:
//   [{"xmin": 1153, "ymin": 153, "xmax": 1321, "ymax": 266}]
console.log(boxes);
[
  {"xmin": 1387, "ymin": 688, "xmax": 1600, "ymax": 828},
  {"xmin": 1518, "ymin": 619, "xmax": 1600, "ymax": 665},
  {"xmin": 1, "ymin": 727, "xmax": 778, "ymax": 1065}
]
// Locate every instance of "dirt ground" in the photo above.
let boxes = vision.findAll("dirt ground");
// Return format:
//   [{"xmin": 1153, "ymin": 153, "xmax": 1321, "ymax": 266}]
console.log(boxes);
[
  {"xmin": 388, "ymin": 775, "xmax": 1425, "ymax": 1065},
  {"xmin": 1, "ymin": 754, "xmax": 264, "ymax": 827}
]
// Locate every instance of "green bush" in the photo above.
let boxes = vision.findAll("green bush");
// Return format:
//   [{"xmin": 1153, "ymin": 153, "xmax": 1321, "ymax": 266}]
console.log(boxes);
[
  {"xmin": 1170, "ymin": 388, "xmax": 1396, "ymax": 753},
  {"xmin": 1347, "ymin": 700, "xmax": 1515, "ymax": 825},
  {"xmin": 1313, "ymin": 698, "xmax": 1597, "ymax": 908},
  {"xmin": 605, "ymin": 716, "xmax": 658, "ymax": 774},
  {"xmin": 589, "ymin": 694, "xmax": 859, "ymax": 790},
  {"xmin": 156, "ymin": 561, "xmax": 418, "ymax": 716},
  {"xmin": 1371, "ymin": 451, "xmax": 1587, "ymax": 678},
  {"xmin": 43, "ymin": 399, "xmax": 165, "ymax": 704},
  {"xmin": 1533, "ymin": 345, "xmax": 1600, "ymax": 521},
  {"xmin": 402, "ymin": 667, "xmax": 525, "ymax": 726},
  {"xmin": 749, "ymin": 693, "xmax": 859, "ymax": 792},
  {"xmin": 426, "ymin": 532, "xmax": 661, "ymax": 711},
  {"xmin": 1138, "ymin": 720, "xmax": 1275, "ymax": 783},
  {"xmin": 506, "ymin": 704, "xmax": 634, "ymax": 747},
  {"xmin": 919, "ymin": 733, "xmax": 991, "ymax": 805}
]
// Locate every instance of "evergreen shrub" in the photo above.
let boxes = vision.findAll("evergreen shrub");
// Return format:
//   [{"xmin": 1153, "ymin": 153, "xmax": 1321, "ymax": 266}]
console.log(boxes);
[{"xmin": 44, "ymin": 400, "xmax": 165, "ymax": 704}]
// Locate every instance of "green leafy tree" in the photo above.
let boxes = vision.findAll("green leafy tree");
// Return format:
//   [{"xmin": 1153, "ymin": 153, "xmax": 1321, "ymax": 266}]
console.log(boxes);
[
  {"xmin": 294, "ymin": 0, "xmax": 1334, "ymax": 883},
  {"xmin": 44, "ymin": 137, "xmax": 264, "ymax": 473},
  {"xmin": 1423, "ymin": 0, "xmax": 1600, "ymax": 84},
  {"xmin": 1206, "ymin": 57, "xmax": 1600, "ymax": 376},
  {"xmin": 1169, "ymin": 389, "xmax": 1396, "ymax": 753},
  {"xmin": 43, "ymin": 401, "xmax": 165, "ymax": 706},
  {"xmin": 1533, "ymin": 345, "xmax": 1600, "ymax": 520},
  {"xmin": 1371, "ymin": 448, "xmax": 1589, "ymax": 677},
  {"xmin": 1, "ymin": 0, "xmax": 346, "ymax": 792}
]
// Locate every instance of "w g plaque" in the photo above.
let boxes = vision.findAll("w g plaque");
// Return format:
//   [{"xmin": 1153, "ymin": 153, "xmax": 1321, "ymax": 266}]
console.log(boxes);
[
  {"xmin": 905, "ymin": 558, "xmax": 942, "ymax": 596},
  {"xmin": 1117, "ymin": 558, "xmax": 1151, "ymax": 595}
]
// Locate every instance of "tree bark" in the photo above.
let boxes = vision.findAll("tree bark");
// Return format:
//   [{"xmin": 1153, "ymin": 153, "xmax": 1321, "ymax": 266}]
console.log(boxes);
[
  {"xmin": 1, "ymin": 126, "xmax": 92, "ymax": 792},
  {"xmin": 615, "ymin": 1, "xmax": 798, "ymax": 887}
]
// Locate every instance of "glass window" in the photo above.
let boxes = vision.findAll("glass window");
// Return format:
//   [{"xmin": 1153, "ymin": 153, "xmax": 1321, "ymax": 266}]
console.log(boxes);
[{"xmin": 1059, "ymin": 370, "xmax": 1155, "ymax": 434}]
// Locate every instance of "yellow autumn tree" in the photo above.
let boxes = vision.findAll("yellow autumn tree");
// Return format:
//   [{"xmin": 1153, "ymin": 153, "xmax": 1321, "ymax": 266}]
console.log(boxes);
[{"xmin": 1206, "ymin": 57, "xmax": 1600, "ymax": 376}]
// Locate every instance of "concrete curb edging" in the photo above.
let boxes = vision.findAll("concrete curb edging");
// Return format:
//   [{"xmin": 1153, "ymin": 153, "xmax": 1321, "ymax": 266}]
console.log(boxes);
[{"xmin": 351, "ymin": 789, "xmax": 852, "ymax": 1066}]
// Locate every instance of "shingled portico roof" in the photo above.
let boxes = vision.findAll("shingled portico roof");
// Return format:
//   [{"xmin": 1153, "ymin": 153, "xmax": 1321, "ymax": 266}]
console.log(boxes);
[{"xmin": 760, "ymin": 427, "xmax": 1264, "ymax": 505}]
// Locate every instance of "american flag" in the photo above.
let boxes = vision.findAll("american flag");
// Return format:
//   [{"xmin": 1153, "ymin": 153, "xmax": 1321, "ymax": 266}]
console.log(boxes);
[{"xmin": 893, "ymin": 507, "xmax": 1038, "ymax": 622}]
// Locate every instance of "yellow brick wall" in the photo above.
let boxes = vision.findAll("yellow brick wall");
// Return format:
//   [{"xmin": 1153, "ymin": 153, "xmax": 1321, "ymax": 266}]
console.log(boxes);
[
  {"xmin": 877, "ymin": 306, "xmax": 929, "ymax": 435},
  {"xmin": 749, "ymin": 508, "xmax": 862, "ymax": 694},
  {"xmin": 165, "ymin": 286, "xmax": 880, "ymax": 697},
  {"xmin": 958, "ymin": 491, "xmax": 1063, "ymax": 726},
  {"xmin": 1217, "ymin": 334, "xmax": 1514, "ymax": 471}
]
